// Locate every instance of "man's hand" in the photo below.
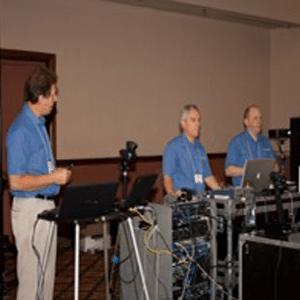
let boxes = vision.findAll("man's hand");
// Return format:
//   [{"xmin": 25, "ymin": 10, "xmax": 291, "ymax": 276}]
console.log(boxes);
[
  {"xmin": 163, "ymin": 175, "xmax": 176, "ymax": 196},
  {"xmin": 205, "ymin": 175, "xmax": 221, "ymax": 190},
  {"xmin": 52, "ymin": 168, "xmax": 72, "ymax": 185}
]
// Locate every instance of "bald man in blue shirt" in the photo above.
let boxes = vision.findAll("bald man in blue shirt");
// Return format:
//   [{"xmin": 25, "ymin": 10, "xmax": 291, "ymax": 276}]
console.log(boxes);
[{"xmin": 225, "ymin": 104, "xmax": 279, "ymax": 186}]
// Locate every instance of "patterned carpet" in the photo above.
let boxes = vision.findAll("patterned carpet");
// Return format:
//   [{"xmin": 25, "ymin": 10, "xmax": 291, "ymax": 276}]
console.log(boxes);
[{"xmin": 3, "ymin": 236, "xmax": 120, "ymax": 300}]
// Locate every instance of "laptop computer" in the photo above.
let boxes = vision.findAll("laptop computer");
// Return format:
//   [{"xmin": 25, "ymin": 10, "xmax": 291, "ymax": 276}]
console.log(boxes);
[
  {"xmin": 240, "ymin": 159, "xmax": 275, "ymax": 194},
  {"xmin": 119, "ymin": 173, "xmax": 159, "ymax": 211},
  {"xmin": 38, "ymin": 182, "xmax": 118, "ymax": 222}
]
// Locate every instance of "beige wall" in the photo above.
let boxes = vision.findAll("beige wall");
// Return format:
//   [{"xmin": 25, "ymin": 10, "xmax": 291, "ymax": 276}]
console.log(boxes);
[
  {"xmin": 269, "ymin": 28, "xmax": 300, "ymax": 154},
  {"xmin": 1, "ymin": 0, "xmax": 297, "ymax": 159},
  {"xmin": 270, "ymin": 28, "xmax": 300, "ymax": 129}
]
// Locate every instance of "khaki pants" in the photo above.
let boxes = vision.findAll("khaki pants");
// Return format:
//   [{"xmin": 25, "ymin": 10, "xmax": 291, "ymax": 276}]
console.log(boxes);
[{"xmin": 11, "ymin": 197, "xmax": 57, "ymax": 300}]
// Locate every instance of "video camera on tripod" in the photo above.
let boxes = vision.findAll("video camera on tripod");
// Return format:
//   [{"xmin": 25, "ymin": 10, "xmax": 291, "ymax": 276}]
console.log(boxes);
[
  {"xmin": 120, "ymin": 141, "xmax": 138, "ymax": 174},
  {"xmin": 119, "ymin": 141, "xmax": 138, "ymax": 205}
]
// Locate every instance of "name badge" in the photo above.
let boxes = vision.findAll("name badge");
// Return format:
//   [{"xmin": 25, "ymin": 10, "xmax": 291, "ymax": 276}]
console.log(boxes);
[
  {"xmin": 48, "ymin": 161, "xmax": 55, "ymax": 174},
  {"xmin": 194, "ymin": 173, "xmax": 203, "ymax": 184}
]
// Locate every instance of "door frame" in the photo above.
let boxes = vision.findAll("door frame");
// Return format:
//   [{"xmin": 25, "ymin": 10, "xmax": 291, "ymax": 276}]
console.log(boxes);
[{"xmin": 0, "ymin": 48, "xmax": 57, "ymax": 155}]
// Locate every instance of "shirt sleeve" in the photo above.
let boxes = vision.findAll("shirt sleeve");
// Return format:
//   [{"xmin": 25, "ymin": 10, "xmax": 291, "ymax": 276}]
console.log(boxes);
[
  {"xmin": 225, "ymin": 138, "xmax": 242, "ymax": 168},
  {"xmin": 162, "ymin": 143, "xmax": 177, "ymax": 177},
  {"xmin": 6, "ymin": 127, "xmax": 31, "ymax": 175}
]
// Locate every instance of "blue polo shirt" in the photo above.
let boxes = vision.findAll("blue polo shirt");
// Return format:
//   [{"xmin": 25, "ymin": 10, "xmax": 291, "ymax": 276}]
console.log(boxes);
[
  {"xmin": 225, "ymin": 130, "xmax": 276, "ymax": 186},
  {"xmin": 6, "ymin": 103, "xmax": 60, "ymax": 197},
  {"xmin": 163, "ymin": 134, "xmax": 212, "ymax": 194}
]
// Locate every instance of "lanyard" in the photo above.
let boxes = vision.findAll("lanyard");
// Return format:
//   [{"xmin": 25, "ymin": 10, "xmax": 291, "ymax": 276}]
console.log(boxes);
[
  {"xmin": 246, "ymin": 139, "xmax": 261, "ymax": 159},
  {"xmin": 183, "ymin": 137, "xmax": 203, "ymax": 178},
  {"xmin": 34, "ymin": 123, "xmax": 55, "ymax": 166}
]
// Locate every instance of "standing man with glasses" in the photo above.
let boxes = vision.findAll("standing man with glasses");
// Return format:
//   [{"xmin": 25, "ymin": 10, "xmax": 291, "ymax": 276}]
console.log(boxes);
[{"xmin": 6, "ymin": 66, "xmax": 72, "ymax": 300}]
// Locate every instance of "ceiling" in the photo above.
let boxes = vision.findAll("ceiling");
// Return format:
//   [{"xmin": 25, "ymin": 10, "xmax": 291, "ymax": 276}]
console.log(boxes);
[{"xmin": 104, "ymin": 0, "xmax": 300, "ymax": 29}]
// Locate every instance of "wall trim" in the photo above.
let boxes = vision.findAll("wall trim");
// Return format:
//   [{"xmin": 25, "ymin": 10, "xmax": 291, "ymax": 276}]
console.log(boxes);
[{"xmin": 57, "ymin": 153, "xmax": 227, "ymax": 166}]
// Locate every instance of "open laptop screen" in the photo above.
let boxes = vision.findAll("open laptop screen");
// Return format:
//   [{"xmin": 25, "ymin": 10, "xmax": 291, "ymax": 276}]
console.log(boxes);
[
  {"xmin": 240, "ymin": 159, "xmax": 275, "ymax": 194},
  {"xmin": 56, "ymin": 182, "xmax": 118, "ymax": 222},
  {"xmin": 120, "ymin": 174, "xmax": 158, "ymax": 211}
]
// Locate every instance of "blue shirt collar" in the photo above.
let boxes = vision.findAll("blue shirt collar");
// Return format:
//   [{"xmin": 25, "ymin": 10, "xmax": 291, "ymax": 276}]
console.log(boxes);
[
  {"xmin": 244, "ymin": 130, "xmax": 262, "ymax": 142},
  {"xmin": 181, "ymin": 133, "xmax": 199, "ymax": 145},
  {"xmin": 23, "ymin": 102, "xmax": 46, "ymax": 125}
]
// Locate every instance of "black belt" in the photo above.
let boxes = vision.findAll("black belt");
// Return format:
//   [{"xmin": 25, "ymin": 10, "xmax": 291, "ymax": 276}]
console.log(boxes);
[{"xmin": 35, "ymin": 194, "xmax": 55, "ymax": 200}]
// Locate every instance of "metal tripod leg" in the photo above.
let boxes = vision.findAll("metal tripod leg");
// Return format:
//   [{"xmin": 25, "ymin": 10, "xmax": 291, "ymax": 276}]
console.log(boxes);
[
  {"xmin": 74, "ymin": 220, "xmax": 80, "ymax": 300},
  {"xmin": 102, "ymin": 216, "xmax": 111, "ymax": 300},
  {"xmin": 126, "ymin": 217, "xmax": 150, "ymax": 300}
]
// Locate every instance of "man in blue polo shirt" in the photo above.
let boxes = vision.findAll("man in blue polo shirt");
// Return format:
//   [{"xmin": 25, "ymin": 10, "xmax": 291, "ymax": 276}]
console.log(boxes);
[
  {"xmin": 163, "ymin": 104, "xmax": 220, "ymax": 196},
  {"xmin": 6, "ymin": 66, "xmax": 72, "ymax": 300},
  {"xmin": 225, "ymin": 104, "xmax": 278, "ymax": 186}
]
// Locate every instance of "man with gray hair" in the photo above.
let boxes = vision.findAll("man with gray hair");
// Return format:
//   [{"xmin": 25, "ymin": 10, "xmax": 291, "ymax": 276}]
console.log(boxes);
[{"xmin": 163, "ymin": 104, "xmax": 219, "ymax": 196}]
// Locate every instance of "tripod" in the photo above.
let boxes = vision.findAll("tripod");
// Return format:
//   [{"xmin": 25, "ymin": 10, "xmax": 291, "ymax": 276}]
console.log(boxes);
[
  {"xmin": 118, "ymin": 141, "xmax": 150, "ymax": 300},
  {"xmin": 122, "ymin": 215, "xmax": 151, "ymax": 300}
]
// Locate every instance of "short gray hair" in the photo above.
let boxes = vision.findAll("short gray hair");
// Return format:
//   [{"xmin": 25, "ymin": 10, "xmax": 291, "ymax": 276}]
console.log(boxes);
[{"xmin": 179, "ymin": 104, "xmax": 200, "ymax": 123}]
